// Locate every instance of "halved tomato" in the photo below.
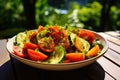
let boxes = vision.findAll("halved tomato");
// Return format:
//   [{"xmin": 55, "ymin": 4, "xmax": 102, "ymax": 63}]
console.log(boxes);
[
  {"xmin": 66, "ymin": 53, "xmax": 85, "ymax": 62},
  {"xmin": 13, "ymin": 46, "xmax": 27, "ymax": 58},
  {"xmin": 78, "ymin": 30, "xmax": 95, "ymax": 44},
  {"xmin": 27, "ymin": 49, "xmax": 48, "ymax": 61},
  {"xmin": 38, "ymin": 37, "xmax": 55, "ymax": 53},
  {"xmin": 24, "ymin": 42, "xmax": 38, "ymax": 50}
]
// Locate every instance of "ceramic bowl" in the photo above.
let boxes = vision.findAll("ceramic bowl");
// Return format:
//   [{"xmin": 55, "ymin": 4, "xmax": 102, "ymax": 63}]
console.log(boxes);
[{"xmin": 6, "ymin": 30, "xmax": 108, "ymax": 70}]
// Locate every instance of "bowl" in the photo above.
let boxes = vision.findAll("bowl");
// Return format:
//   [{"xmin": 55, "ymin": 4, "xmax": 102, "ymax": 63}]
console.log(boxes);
[{"xmin": 6, "ymin": 30, "xmax": 108, "ymax": 70}]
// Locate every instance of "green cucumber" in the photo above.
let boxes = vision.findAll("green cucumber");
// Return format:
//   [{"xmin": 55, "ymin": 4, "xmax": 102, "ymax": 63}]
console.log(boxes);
[
  {"xmin": 69, "ymin": 32, "xmax": 76, "ymax": 46},
  {"xmin": 69, "ymin": 32, "xmax": 90, "ymax": 52},
  {"xmin": 15, "ymin": 32, "xmax": 29, "ymax": 48},
  {"xmin": 46, "ymin": 46, "xmax": 66, "ymax": 64},
  {"xmin": 79, "ymin": 38, "xmax": 90, "ymax": 52}
]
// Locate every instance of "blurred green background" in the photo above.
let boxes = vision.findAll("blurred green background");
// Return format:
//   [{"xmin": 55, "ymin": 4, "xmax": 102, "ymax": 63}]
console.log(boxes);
[{"xmin": 0, "ymin": 0, "xmax": 120, "ymax": 39}]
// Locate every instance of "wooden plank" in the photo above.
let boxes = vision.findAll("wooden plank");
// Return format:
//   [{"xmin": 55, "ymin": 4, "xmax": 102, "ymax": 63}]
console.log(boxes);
[
  {"xmin": 98, "ymin": 33, "xmax": 120, "ymax": 46},
  {"xmin": 104, "ymin": 49, "xmax": 120, "ymax": 65},
  {"xmin": 104, "ymin": 73, "xmax": 115, "ymax": 80},
  {"xmin": 105, "ymin": 31, "xmax": 120, "ymax": 39},
  {"xmin": 108, "ymin": 42, "xmax": 120, "ymax": 53},
  {"xmin": 0, "ymin": 39, "xmax": 10, "ymax": 66},
  {"xmin": 97, "ymin": 57, "xmax": 120, "ymax": 79}
]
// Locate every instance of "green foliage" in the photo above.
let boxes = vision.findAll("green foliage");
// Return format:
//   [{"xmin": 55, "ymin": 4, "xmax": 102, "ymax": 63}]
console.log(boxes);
[
  {"xmin": 0, "ymin": 0, "xmax": 26, "ymax": 39},
  {"xmin": 36, "ymin": 1, "xmax": 102, "ymax": 30},
  {"xmin": 0, "ymin": 0, "xmax": 25, "ymax": 30},
  {"xmin": 68, "ymin": 1, "xmax": 102, "ymax": 30},
  {"xmin": 1, "ymin": 0, "xmax": 120, "ymax": 39},
  {"xmin": 110, "ymin": 6, "xmax": 120, "ymax": 30}
]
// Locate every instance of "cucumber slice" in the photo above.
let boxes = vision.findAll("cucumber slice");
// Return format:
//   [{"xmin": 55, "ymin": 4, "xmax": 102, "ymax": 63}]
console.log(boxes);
[
  {"xmin": 79, "ymin": 38, "xmax": 90, "ymax": 52},
  {"xmin": 46, "ymin": 46, "xmax": 66, "ymax": 64},
  {"xmin": 69, "ymin": 32, "xmax": 76, "ymax": 46},
  {"xmin": 15, "ymin": 32, "xmax": 29, "ymax": 48},
  {"xmin": 69, "ymin": 32, "xmax": 90, "ymax": 52}
]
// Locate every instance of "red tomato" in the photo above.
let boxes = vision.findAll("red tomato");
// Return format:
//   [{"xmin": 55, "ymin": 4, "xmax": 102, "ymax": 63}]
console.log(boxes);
[
  {"xmin": 27, "ymin": 49, "xmax": 48, "ymax": 61},
  {"xmin": 24, "ymin": 42, "xmax": 38, "ymax": 50},
  {"xmin": 78, "ymin": 30, "xmax": 95, "ymax": 44},
  {"xmin": 66, "ymin": 53, "xmax": 85, "ymax": 62},
  {"xmin": 13, "ymin": 46, "xmax": 27, "ymax": 58},
  {"xmin": 38, "ymin": 37, "xmax": 55, "ymax": 53}
]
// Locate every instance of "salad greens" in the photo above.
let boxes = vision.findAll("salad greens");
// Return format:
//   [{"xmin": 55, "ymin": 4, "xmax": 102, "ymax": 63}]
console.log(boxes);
[{"xmin": 13, "ymin": 25, "xmax": 103, "ymax": 64}]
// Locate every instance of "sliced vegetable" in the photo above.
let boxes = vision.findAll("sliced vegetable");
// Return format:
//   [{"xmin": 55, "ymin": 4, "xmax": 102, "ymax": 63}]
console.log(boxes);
[
  {"xmin": 86, "ymin": 45, "xmax": 100, "ymax": 58},
  {"xmin": 24, "ymin": 42, "xmax": 38, "ymax": 50},
  {"xmin": 66, "ymin": 53, "xmax": 85, "ymax": 62},
  {"xmin": 69, "ymin": 33, "xmax": 90, "ymax": 52},
  {"xmin": 15, "ymin": 32, "xmax": 29, "ymax": 48},
  {"xmin": 69, "ymin": 32, "xmax": 76, "ymax": 46},
  {"xmin": 27, "ymin": 49, "xmax": 48, "ymax": 61},
  {"xmin": 13, "ymin": 46, "xmax": 27, "ymax": 58},
  {"xmin": 79, "ymin": 37, "xmax": 90, "ymax": 52},
  {"xmin": 13, "ymin": 25, "xmax": 103, "ymax": 64},
  {"xmin": 78, "ymin": 30, "xmax": 95, "ymax": 44},
  {"xmin": 74, "ymin": 36, "xmax": 84, "ymax": 52},
  {"xmin": 46, "ymin": 46, "xmax": 66, "ymax": 64}
]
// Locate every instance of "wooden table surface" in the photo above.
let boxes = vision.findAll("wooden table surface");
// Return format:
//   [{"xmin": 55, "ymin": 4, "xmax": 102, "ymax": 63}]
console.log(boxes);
[{"xmin": 0, "ymin": 31, "xmax": 120, "ymax": 80}]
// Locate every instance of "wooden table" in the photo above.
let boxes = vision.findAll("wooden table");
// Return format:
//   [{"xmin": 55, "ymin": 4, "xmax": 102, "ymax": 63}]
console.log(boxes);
[{"xmin": 0, "ymin": 31, "xmax": 120, "ymax": 80}]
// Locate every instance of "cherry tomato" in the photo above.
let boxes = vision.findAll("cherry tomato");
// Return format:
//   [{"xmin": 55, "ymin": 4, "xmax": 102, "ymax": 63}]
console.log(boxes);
[
  {"xmin": 27, "ymin": 49, "xmax": 48, "ymax": 61},
  {"xmin": 24, "ymin": 42, "xmax": 38, "ymax": 50},
  {"xmin": 38, "ymin": 37, "xmax": 55, "ymax": 53},
  {"xmin": 13, "ymin": 46, "xmax": 27, "ymax": 58}
]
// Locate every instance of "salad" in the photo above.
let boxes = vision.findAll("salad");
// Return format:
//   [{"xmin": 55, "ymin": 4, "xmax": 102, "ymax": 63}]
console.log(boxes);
[{"xmin": 13, "ymin": 25, "xmax": 103, "ymax": 64}]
